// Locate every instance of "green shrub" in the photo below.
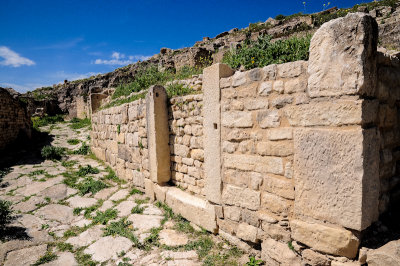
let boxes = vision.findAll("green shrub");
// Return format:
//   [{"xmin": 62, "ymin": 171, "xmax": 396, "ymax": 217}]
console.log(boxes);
[
  {"xmin": 77, "ymin": 177, "xmax": 107, "ymax": 195},
  {"xmin": 131, "ymin": 205, "xmax": 144, "ymax": 214},
  {"xmin": 246, "ymin": 256, "xmax": 263, "ymax": 266},
  {"xmin": 69, "ymin": 118, "xmax": 91, "ymax": 129},
  {"xmin": 103, "ymin": 218, "xmax": 140, "ymax": 245},
  {"xmin": 73, "ymin": 142, "xmax": 90, "ymax": 155},
  {"xmin": 77, "ymin": 165, "xmax": 100, "ymax": 176},
  {"xmin": 67, "ymin": 139, "xmax": 80, "ymax": 145},
  {"xmin": 31, "ymin": 115, "xmax": 64, "ymax": 130},
  {"xmin": 32, "ymin": 251, "xmax": 58, "ymax": 266},
  {"xmin": 92, "ymin": 208, "xmax": 118, "ymax": 225},
  {"xmin": 0, "ymin": 199, "xmax": 13, "ymax": 230},
  {"xmin": 41, "ymin": 145, "xmax": 65, "ymax": 160},
  {"xmin": 275, "ymin": 14, "xmax": 286, "ymax": 20},
  {"xmin": 166, "ymin": 83, "xmax": 196, "ymax": 98},
  {"xmin": 222, "ymin": 34, "xmax": 311, "ymax": 70}
]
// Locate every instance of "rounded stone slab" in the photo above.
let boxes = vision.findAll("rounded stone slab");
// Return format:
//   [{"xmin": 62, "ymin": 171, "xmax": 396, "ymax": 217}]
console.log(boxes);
[
  {"xmin": 127, "ymin": 214, "xmax": 163, "ymax": 233},
  {"xmin": 16, "ymin": 176, "xmax": 64, "ymax": 197},
  {"xmin": 13, "ymin": 196, "xmax": 46, "ymax": 213},
  {"xmin": 115, "ymin": 200, "xmax": 137, "ymax": 217},
  {"xmin": 15, "ymin": 214, "xmax": 45, "ymax": 231},
  {"xmin": 159, "ymin": 229, "xmax": 189, "ymax": 247},
  {"xmin": 84, "ymin": 235, "xmax": 132, "ymax": 262},
  {"xmin": 108, "ymin": 189, "xmax": 130, "ymax": 201},
  {"xmin": 142, "ymin": 204, "xmax": 163, "ymax": 216},
  {"xmin": 4, "ymin": 244, "xmax": 47, "ymax": 266},
  {"xmin": 66, "ymin": 196, "xmax": 98, "ymax": 208},
  {"xmin": 41, "ymin": 184, "xmax": 69, "ymax": 201},
  {"xmin": 66, "ymin": 225, "xmax": 104, "ymax": 247},
  {"xmin": 94, "ymin": 186, "xmax": 118, "ymax": 200},
  {"xmin": 35, "ymin": 204, "xmax": 75, "ymax": 223}
]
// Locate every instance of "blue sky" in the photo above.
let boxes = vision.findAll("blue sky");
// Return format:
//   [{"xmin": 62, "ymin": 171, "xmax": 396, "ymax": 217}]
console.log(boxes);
[{"xmin": 1, "ymin": 0, "xmax": 367, "ymax": 93}]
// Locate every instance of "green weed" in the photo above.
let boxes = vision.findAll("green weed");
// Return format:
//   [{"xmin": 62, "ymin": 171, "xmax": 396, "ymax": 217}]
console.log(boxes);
[
  {"xmin": 41, "ymin": 145, "xmax": 66, "ymax": 161},
  {"xmin": 67, "ymin": 139, "xmax": 80, "ymax": 145},
  {"xmin": 69, "ymin": 118, "xmax": 91, "ymax": 130},
  {"xmin": 92, "ymin": 208, "xmax": 118, "ymax": 225}
]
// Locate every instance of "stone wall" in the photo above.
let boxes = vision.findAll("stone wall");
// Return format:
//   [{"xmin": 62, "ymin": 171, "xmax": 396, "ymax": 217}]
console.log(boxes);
[
  {"xmin": 0, "ymin": 88, "xmax": 32, "ymax": 151},
  {"xmin": 91, "ymin": 99, "xmax": 149, "ymax": 188},
  {"xmin": 169, "ymin": 94, "xmax": 204, "ymax": 196},
  {"xmin": 90, "ymin": 13, "xmax": 400, "ymax": 265}
]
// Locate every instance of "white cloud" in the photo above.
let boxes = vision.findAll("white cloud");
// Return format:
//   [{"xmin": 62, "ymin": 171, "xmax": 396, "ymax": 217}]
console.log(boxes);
[
  {"xmin": 94, "ymin": 51, "xmax": 150, "ymax": 65},
  {"xmin": 0, "ymin": 46, "xmax": 35, "ymax": 67},
  {"xmin": 52, "ymin": 71, "xmax": 101, "ymax": 82}
]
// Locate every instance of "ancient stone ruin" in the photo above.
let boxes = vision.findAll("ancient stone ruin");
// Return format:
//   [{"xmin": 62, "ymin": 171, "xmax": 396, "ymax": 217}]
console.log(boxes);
[{"xmin": 88, "ymin": 13, "xmax": 400, "ymax": 265}]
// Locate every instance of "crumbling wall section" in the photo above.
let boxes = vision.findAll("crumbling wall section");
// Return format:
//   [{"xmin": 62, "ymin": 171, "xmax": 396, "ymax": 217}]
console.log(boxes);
[{"xmin": 0, "ymin": 88, "xmax": 32, "ymax": 151}]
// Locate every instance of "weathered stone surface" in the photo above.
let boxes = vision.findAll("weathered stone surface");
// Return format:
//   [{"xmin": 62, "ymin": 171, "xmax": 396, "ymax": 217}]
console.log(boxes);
[
  {"xmin": 261, "ymin": 238, "xmax": 301, "ymax": 266},
  {"xmin": 36, "ymin": 204, "xmax": 75, "ymax": 223},
  {"xmin": 293, "ymin": 128, "xmax": 379, "ymax": 230},
  {"xmin": 94, "ymin": 186, "xmax": 118, "ymax": 200},
  {"xmin": 224, "ymin": 154, "xmax": 283, "ymax": 175},
  {"xmin": 267, "ymin": 128, "xmax": 293, "ymax": 140},
  {"xmin": 42, "ymin": 252, "xmax": 78, "ymax": 266},
  {"xmin": 261, "ymin": 192, "xmax": 290, "ymax": 214},
  {"xmin": 302, "ymin": 249, "xmax": 330, "ymax": 266},
  {"xmin": 13, "ymin": 196, "xmax": 46, "ymax": 213},
  {"xmin": 256, "ymin": 141, "xmax": 293, "ymax": 157},
  {"xmin": 4, "ymin": 244, "xmax": 47, "ymax": 266},
  {"xmin": 222, "ymin": 111, "xmax": 253, "ymax": 128},
  {"xmin": 41, "ymin": 184, "xmax": 69, "ymax": 201},
  {"xmin": 109, "ymin": 189, "xmax": 129, "ymax": 201},
  {"xmin": 159, "ymin": 229, "xmax": 189, "ymax": 247},
  {"xmin": 67, "ymin": 196, "xmax": 98, "ymax": 208},
  {"xmin": 236, "ymin": 223, "xmax": 259, "ymax": 243},
  {"xmin": 146, "ymin": 85, "xmax": 171, "ymax": 184},
  {"xmin": 284, "ymin": 100, "xmax": 363, "ymax": 127},
  {"xmin": 263, "ymin": 175, "xmax": 294, "ymax": 200},
  {"xmin": 166, "ymin": 187, "xmax": 217, "ymax": 233},
  {"xmin": 366, "ymin": 239, "xmax": 400, "ymax": 266},
  {"xmin": 84, "ymin": 236, "xmax": 132, "ymax": 262},
  {"xmin": 290, "ymin": 220, "xmax": 359, "ymax": 258},
  {"xmin": 115, "ymin": 200, "xmax": 137, "ymax": 217},
  {"xmin": 66, "ymin": 225, "xmax": 104, "ymax": 247},
  {"xmin": 308, "ymin": 13, "xmax": 378, "ymax": 97},
  {"xmin": 127, "ymin": 214, "xmax": 163, "ymax": 233},
  {"xmin": 222, "ymin": 185, "xmax": 260, "ymax": 211},
  {"xmin": 257, "ymin": 110, "xmax": 280, "ymax": 128}
]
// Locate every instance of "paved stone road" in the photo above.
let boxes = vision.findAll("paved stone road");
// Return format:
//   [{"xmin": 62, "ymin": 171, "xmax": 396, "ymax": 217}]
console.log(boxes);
[{"xmin": 0, "ymin": 121, "xmax": 248, "ymax": 265}]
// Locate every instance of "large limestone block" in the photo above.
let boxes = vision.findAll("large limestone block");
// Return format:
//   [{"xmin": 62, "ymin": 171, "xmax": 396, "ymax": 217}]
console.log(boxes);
[
  {"xmin": 293, "ymin": 128, "xmax": 379, "ymax": 230},
  {"xmin": 224, "ymin": 153, "xmax": 283, "ymax": 175},
  {"xmin": 203, "ymin": 63, "xmax": 234, "ymax": 204},
  {"xmin": 146, "ymin": 85, "xmax": 171, "ymax": 184},
  {"xmin": 261, "ymin": 238, "xmax": 301, "ymax": 266},
  {"xmin": 308, "ymin": 13, "xmax": 378, "ymax": 97},
  {"xmin": 165, "ymin": 187, "xmax": 217, "ymax": 233},
  {"xmin": 290, "ymin": 220, "xmax": 359, "ymax": 258},
  {"xmin": 366, "ymin": 239, "xmax": 400, "ymax": 266}
]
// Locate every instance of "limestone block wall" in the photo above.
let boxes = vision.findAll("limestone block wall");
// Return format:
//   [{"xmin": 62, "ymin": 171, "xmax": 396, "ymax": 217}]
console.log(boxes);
[
  {"xmin": 91, "ymin": 99, "xmax": 149, "ymax": 187},
  {"xmin": 0, "ymin": 88, "xmax": 32, "ymax": 151},
  {"xmin": 376, "ymin": 52, "xmax": 400, "ymax": 214},
  {"xmin": 169, "ymin": 94, "xmax": 205, "ymax": 196},
  {"xmin": 90, "ymin": 12, "xmax": 400, "ymax": 266},
  {"xmin": 218, "ymin": 61, "xmax": 306, "ymax": 249}
]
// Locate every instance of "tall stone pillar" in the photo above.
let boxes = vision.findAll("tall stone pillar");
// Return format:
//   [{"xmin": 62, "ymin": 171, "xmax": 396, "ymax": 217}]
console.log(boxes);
[
  {"xmin": 291, "ymin": 13, "xmax": 379, "ymax": 259},
  {"xmin": 146, "ymin": 85, "xmax": 171, "ymax": 185},
  {"xmin": 203, "ymin": 63, "xmax": 234, "ymax": 204}
]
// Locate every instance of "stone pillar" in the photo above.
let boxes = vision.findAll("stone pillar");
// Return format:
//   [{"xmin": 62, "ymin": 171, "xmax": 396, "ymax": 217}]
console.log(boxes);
[
  {"xmin": 291, "ymin": 13, "xmax": 379, "ymax": 258},
  {"xmin": 76, "ymin": 96, "xmax": 86, "ymax": 119},
  {"xmin": 203, "ymin": 63, "xmax": 234, "ymax": 204},
  {"xmin": 146, "ymin": 85, "xmax": 171, "ymax": 185}
]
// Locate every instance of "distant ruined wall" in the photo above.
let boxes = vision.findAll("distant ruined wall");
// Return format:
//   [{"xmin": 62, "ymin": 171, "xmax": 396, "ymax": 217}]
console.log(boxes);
[
  {"xmin": 91, "ymin": 13, "xmax": 400, "ymax": 265},
  {"xmin": 0, "ymin": 88, "xmax": 32, "ymax": 151}
]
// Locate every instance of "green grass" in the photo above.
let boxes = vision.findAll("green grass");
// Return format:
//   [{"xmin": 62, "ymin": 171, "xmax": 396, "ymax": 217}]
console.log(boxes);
[
  {"xmin": 129, "ymin": 188, "xmax": 144, "ymax": 195},
  {"xmin": 103, "ymin": 218, "xmax": 140, "ymax": 246},
  {"xmin": 61, "ymin": 160, "xmax": 78, "ymax": 168},
  {"xmin": 41, "ymin": 145, "xmax": 66, "ymax": 161},
  {"xmin": 28, "ymin": 170, "xmax": 45, "ymax": 176},
  {"xmin": 75, "ymin": 247, "xmax": 98, "ymax": 266},
  {"xmin": 104, "ymin": 166, "xmax": 126, "ymax": 184},
  {"xmin": 77, "ymin": 165, "xmax": 100, "ymax": 176},
  {"xmin": 0, "ymin": 199, "xmax": 13, "ymax": 230},
  {"xmin": 131, "ymin": 205, "xmax": 144, "ymax": 214},
  {"xmin": 32, "ymin": 251, "xmax": 58, "ymax": 265},
  {"xmin": 92, "ymin": 208, "xmax": 118, "ymax": 225},
  {"xmin": 56, "ymin": 242, "xmax": 74, "ymax": 252},
  {"xmin": 31, "ymin": 115, "xmax": 64, "ymax": 131},
  {"xmin": 77, "ymin": 177, "xmax": 107, "ymax": 195},
  {"xmin": 69, "ymin": 118, "xmax": 91, "ymax": 130},
  {"xmin": 222, "ymin": 34, "xmax": 311, "ymax": 70},
  {"xmin": 67, "ymin": 139, "xmax": 80, "ymax": 145},
  {"xmin": 72, "ymin": 142, "xmax": 90, "ymax": 155},
  {"xmin": 165, "ymin": 83, "xmax": 197, "ymax": 98}
]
